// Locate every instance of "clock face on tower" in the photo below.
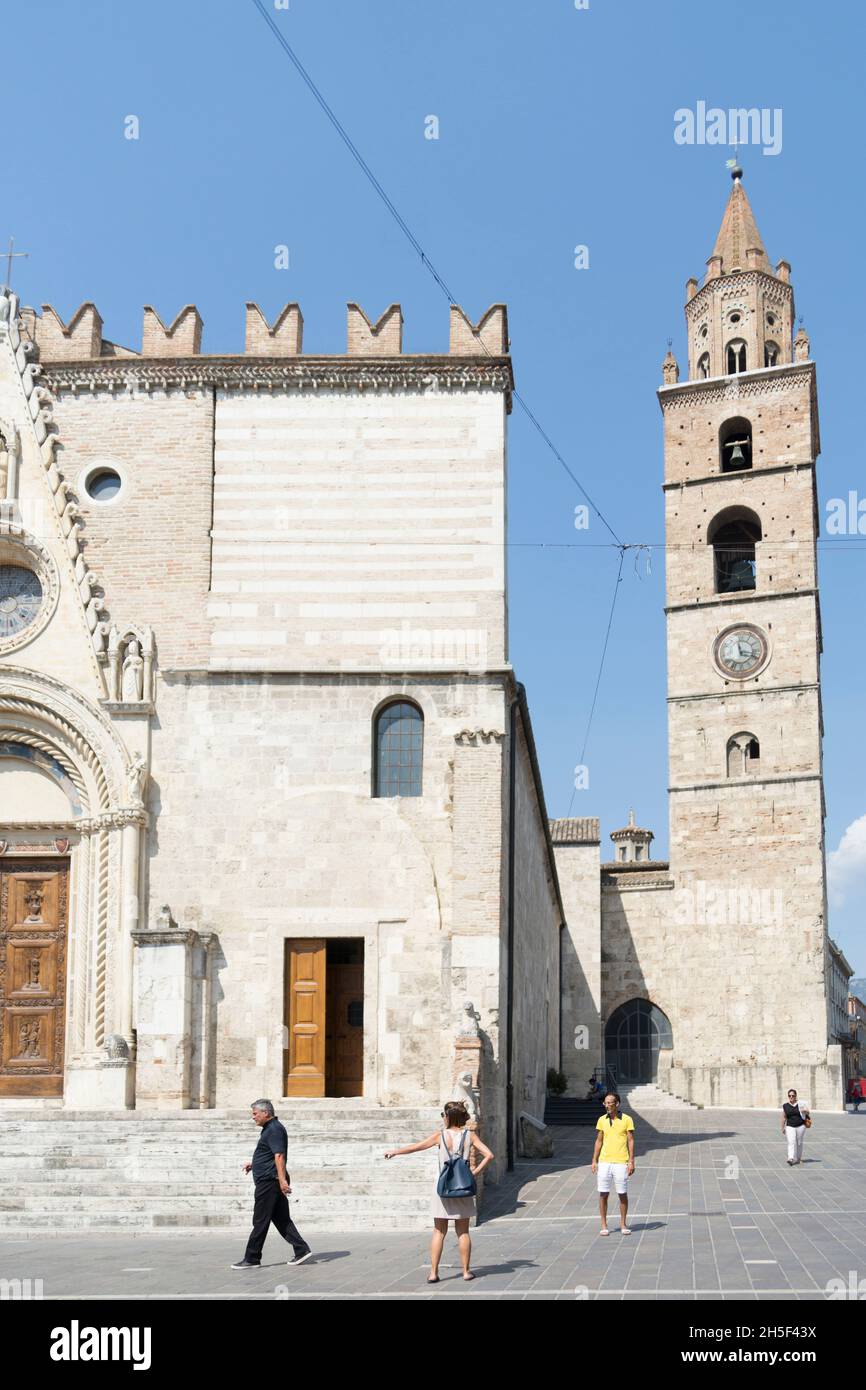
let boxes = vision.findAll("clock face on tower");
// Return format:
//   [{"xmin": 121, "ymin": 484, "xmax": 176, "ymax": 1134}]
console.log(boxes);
[
  {"xmin": 0, "ymin": 564, "xmax": 43, "ymax": 640},
  {"xmin": 714, "ymin": 624, "xmax": 768, "ymax": 678}
]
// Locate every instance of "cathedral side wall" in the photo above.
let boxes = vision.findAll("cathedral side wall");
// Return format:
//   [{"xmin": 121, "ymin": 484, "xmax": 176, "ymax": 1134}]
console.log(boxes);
[
  {"xmin": 208, "ymin": 388, "xmax": 507, "ymax": 672},
  {"xmin": 553, "ymin": 841, "xmax": 602, "ymax": 1091},
  {"xmin": 146, "ymin": 673, "xmax": 509, "ymax": 1110},
  {"xmin": 509, "ymin": 718, "xmax": 562, "ymax": 1130}
]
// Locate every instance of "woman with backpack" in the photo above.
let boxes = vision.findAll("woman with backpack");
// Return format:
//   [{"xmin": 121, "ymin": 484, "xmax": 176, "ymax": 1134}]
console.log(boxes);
[{"xmin": 385, "ymin": 1100, "xmax": 494, "ymax": 1283}]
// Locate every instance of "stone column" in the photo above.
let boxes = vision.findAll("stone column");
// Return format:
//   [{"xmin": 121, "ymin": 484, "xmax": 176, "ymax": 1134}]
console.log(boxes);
[
  {"xmin": 119, "ymin": 815, "xmax": 142, "ymax": 1047},
  {"xmin": 131, "ymin": 924, "xmax": 198, "ymax": 1108}
]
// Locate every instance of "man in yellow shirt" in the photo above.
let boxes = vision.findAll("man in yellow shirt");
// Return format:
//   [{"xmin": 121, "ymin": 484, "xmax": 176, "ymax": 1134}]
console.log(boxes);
[{"xmin": 591, "ymin": 1092, "xmax": 635, "ymax": 1235}]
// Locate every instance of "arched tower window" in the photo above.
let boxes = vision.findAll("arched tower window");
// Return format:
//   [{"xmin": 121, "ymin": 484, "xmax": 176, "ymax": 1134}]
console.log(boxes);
[
  {"xmin": 697, "ymin": 352, "xmax": 710, "ymax": 379},
  {"xmin": 727, "ymin": 732, "xmax": 761, "ymax": 778},
  {"xmin": 708, "ymin": 507, "xmax": 761, "ymax": 593},
  {"xmin": 726, "ymin": 339, "xmax": 747, "ymax": 374},
  {"xmin": 373, "ymin": 700, "xmax": 423, "ymax": 797},
  {"xmin": 719, "ymin": 417, "xmax": 752, "ymax": 472},
  {"xmin": 764, "ymin": 341, "xmax": 780, "ymax": 368}
]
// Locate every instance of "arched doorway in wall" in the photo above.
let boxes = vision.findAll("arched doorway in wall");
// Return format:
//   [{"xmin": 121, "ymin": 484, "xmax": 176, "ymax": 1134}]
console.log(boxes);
[{"xmin": 604, "ymin": 999, "xmax": 673, "ymax": 1085}]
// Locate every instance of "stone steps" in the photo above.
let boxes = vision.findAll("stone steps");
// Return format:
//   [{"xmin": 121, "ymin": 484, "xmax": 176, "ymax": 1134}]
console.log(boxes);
[
  {"xmin": 0, "ymin": 1106, "xmax": 443, "ymax": 1230},
  {"xmin": 618, "ymin": 1083, "xmax": 700, "ymax": 1111}
]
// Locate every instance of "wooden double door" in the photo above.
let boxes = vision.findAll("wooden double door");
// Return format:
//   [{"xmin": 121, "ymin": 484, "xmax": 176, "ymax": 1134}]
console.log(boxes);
[
  {"xmin": 284, "ymin": 939, "xmax": 364, "ymax": 1098},
  {"xmin": 0, "ymin": 861, "xmax": 69, "ymax": 1098}
]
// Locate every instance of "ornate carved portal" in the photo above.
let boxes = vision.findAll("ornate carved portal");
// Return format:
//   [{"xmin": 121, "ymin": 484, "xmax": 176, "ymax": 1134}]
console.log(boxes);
[{"xmin": 0, "ymin": 861, "xmax": 69, "ymax": 1096}]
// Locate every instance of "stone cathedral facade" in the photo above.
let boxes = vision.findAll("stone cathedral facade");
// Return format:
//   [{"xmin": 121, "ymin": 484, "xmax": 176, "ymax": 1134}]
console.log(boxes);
[
  {"xmin": 554, "ymin": 171, "xmax": 844, "ymax": 1111},
  {"xmin": 0, "ymin": 292, "xmax": 562, "ymax": 1170},
  {"xmin": 0, "ymin": 170, "xmax": 846, "ymax": 1173}
]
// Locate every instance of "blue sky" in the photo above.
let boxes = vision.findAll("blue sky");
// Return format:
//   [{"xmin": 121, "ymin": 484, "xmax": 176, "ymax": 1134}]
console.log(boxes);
[{"xmin": 6, "ymin": 0, "xmax": 866, "ymax": 971}]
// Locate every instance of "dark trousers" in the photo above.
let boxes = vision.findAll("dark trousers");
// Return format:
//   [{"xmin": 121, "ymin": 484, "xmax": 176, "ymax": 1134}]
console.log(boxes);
[{"xmin": 243, "ymin": 1179, "xmax": 308, "ymax": 1263}]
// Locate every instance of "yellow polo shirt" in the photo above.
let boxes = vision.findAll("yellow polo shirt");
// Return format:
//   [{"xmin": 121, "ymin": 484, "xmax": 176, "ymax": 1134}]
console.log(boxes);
[{"xmin": 595, "ymin": 1112, "xmax": 634, "ymax": 1163}]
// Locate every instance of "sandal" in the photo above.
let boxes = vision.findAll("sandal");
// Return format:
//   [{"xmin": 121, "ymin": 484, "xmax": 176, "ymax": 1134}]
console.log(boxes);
[
  {"xmin": 463, "ymin": 1272, "xmax": 476, "ymax": 1281},
  {"xmin": 427, "ymin": 1276, "xmax": 440, "ymax": 1284}
]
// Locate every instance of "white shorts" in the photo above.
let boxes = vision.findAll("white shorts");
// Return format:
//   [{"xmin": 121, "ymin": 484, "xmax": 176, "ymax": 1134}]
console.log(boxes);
[{"xmin": 597, "ymin": 1162, "xmax": 629, "ymax": 1195}]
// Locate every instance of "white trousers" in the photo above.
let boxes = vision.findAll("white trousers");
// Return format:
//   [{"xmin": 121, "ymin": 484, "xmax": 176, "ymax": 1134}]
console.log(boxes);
[{"xmin": 786, "ymin": 1124, "xmax": 806, "ymax": 1162}]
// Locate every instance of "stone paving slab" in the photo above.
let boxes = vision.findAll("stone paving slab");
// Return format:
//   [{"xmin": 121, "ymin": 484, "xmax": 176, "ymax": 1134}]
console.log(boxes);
[{"xmin": 0, "ymin": 1105, "xmax": 863, "ymax": 1300}]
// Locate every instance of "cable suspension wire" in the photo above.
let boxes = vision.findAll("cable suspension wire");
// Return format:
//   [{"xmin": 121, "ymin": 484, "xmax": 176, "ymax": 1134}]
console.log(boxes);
[
  {"xmin": 248, "ymin": 0, "xmax": 624, "ymax": 547},
  {"xmin": 566, "ymin": 548, "xmax": 626, "ymax": 818}
]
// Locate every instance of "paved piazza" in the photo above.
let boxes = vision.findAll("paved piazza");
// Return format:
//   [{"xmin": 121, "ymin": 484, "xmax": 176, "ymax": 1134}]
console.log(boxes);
[{"xmin": 3, "ymin": 1105, "xmax": 865, "ymax": 1301}]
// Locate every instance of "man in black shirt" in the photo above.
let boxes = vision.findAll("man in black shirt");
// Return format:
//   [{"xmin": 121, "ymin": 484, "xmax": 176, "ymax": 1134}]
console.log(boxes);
[{"xmin": 231, "ymin": 1100, "xmax": 312, "ymax": 1269}]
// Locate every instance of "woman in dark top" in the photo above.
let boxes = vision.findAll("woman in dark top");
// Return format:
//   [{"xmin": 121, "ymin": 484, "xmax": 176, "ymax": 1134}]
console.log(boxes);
[{"xmin": 781, "ymin": 1087, "xmax": 810, "ymax": 1165}]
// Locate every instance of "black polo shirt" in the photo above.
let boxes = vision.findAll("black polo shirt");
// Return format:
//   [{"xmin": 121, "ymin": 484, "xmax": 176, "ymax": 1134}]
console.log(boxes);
[{"xmin": 251, "ymin": 1116, "xmax": 289, "ymax": 1181}]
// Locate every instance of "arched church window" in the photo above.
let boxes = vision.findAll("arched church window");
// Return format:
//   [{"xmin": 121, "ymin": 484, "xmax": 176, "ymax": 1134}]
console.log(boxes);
[
  {"xmin": 719, "ymin": 416, "xmax": 752, "ymax": 472},
  {"xmin": 373, "ymin": 700, "xmax": 423, "ymax": 797},
  {"xmin": 726, "ymin": 339, "xmax": 747, "ymax": 374},
  {"xmin": 708, "ymin": 507, "xmax": 761, "ymax": 593},
  {"xmin": 604, "ymin": 999, "xmax": 673, "ymax": 1085},
  {"xmin": 764, "ymin": 341, "xmax": 780, "ymax": 368},
  {"xmin": 727, "ymin": 732, "xmax": 760, "ymax": 778},
  {"xmin": 697, "ymin": 352, "xmax": 710, "ymax": 379}
]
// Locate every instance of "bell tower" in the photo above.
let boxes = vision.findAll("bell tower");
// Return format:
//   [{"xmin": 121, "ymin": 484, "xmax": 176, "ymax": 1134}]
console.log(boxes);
[{"xmin": 656, "ymin": 168, "xmax": 840, "ymax": 1108}]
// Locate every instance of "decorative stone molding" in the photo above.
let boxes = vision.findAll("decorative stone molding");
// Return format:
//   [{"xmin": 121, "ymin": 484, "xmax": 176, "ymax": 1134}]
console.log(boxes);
[
  {"xmin": 0, "ymin": 667, "xmax": 135, "ymax": 811},
  {"xmin": 0, "ymin": 291, "xmax": 110, "ymax": 661},
  {"xmin": 658, "ymin": 364, "xmax": 814, "ymax": 412},
  {"xmin": 40, "ymin": 355, "xmax": 514, "ymax": 410},
  {"xmin": 685, "ymin": 270, "xmax": 792, "ymax": 321},
  {"xmin": 454, "ymin": 728, "xmax": 505, "ymax": 745}
]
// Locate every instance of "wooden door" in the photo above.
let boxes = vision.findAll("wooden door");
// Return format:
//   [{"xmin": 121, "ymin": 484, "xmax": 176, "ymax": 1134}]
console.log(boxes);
[
  {"xmin": 0, "ymin": 861, "xmax": 69, "ymax": 1098},
  {"xmin": 284, "ymin": 939, "xmax": 326, "ymax": 1097},
  {"xmin": 326, "ymin": 964, "xmax": 364, "ymax": 1098}
]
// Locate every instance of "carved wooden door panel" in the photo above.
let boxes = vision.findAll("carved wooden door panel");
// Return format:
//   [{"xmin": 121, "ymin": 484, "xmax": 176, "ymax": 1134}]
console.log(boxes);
[
  {"xmin": 326, "ymin": 964, "xmax": 364, "ymax": 1098},
  {"xmin": 0, "ymin": 862, "xmax": 69, "ymax": 1097},
  {"xmin": 284, "ymin": 939, "xmax": 326, "ymax": 1098}
]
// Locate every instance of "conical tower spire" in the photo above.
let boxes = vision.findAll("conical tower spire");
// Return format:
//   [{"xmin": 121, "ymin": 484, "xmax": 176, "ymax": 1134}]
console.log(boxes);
[{"xmin": 705, "ymin": 167, "xmax": 771, "ymax": 280}]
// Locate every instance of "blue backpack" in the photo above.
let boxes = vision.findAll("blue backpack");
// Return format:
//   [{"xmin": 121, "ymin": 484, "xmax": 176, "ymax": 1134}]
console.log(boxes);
[{"xmin": 436, "ymin": 1128, "xmax": 477, "ymax": 1199}]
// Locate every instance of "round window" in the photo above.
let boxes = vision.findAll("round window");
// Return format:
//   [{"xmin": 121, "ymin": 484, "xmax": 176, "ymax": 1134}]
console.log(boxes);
[
  {"xmin": 729, "ymin": 312, "xmax": 741, "ymax": 325},
  {"xmin": 0, "ymin": 564, "xmax": 43, "ymax": 640},
  {"xmin": 84, "ymin": 468, "xmax": 123, "ymax": 503}
]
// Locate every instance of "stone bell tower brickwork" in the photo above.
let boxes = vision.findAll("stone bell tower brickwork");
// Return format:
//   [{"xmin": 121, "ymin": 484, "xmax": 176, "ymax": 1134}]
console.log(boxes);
[
  {"xmin": 657, "ymin": 171, "xmax": 839, "ymax": 1107},
  {"xmin": 551, "ymin": 174, "xmax": 842, "ymax": 1109}
]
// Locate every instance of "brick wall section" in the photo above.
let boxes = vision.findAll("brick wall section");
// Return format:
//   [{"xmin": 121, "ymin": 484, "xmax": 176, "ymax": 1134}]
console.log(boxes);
[
  {"xmin": 346, "ymin": 304, "xmax": 403, "ymax": 356},
  {"xmin": 244, "ymin": 303, "xmax": 303, "ymax": 356},
  {"xmin": 52, "ymin": 388, "xmax": 215, "ymax": 667}
]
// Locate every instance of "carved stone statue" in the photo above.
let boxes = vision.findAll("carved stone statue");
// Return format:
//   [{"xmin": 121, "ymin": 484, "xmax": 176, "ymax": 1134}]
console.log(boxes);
[
  {"xmin": 121, "ymin": 638, "xmax": 144, "ymax": 701},
  {"xmin": 104, "ymin": 1034, "xmax": 130, "ymax": 1063},
  {"xmin": 155, "ymin": 904, "xmax": 177, "ymax": 931},
  {"xmin": 126, "ymin": 754, "xmax": 147, "ymax": 807},
  {"xmin": 450, "ymin": 1069, "xmax": 478, "ymax": 1119},
  {"xmin": 457, "ymin": 1000, "xmax": 480, "ymax": 1038}
]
